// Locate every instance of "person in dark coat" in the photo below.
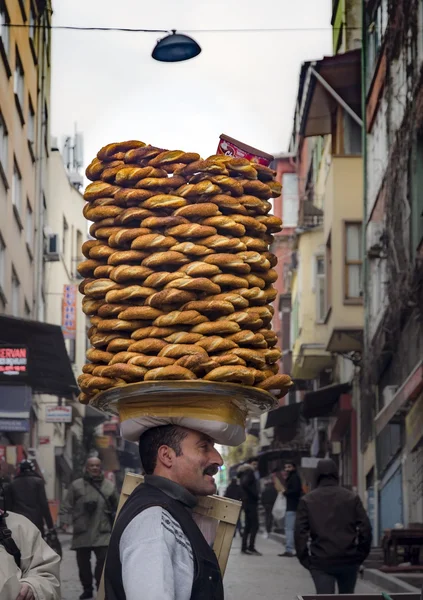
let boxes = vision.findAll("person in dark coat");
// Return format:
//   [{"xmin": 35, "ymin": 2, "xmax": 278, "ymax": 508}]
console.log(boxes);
[
  {"xmin": 9, "ymin": 459, "xmax": 54, "ymax": 534},
  {"xmin": 279, "ymin": 461, "xmax": 302, "ymax": 557},
  {"xmin": 295, "ymin": 458, "xmax": 372, "ymax": 594},
  {"xmin": 261, "ymin": 479, "xmax": 278, "ymax": 537},
  {"xmin": 238, "ymin": 458, "xmax": 261, "ymax": 555},
  {"xmin": 225, "ymin": 477, "xmax": 243, "ymax": 536}
]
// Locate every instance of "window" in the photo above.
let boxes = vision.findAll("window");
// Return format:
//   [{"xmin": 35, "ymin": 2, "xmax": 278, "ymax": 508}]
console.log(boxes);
[
  {"xmin": 24, "ymin": 299, "xmax": 31, "ymax": 318},
  {"xmin": 0, "ymin": 234, "xmax": 5, "ymax": 291},
  {"xmin": 366, "ymin": 0, "xmax": 388, "ymax": 90},
  {"xmin": 0, "ymin": 111, "xmax": 8, "ymax": 184},
  {"xmin": 315, "ymin": 256, "xmax": 326, "ymax": 322},
  {"xmin": 26, "ymin": 199, "xmax": 33, "ymax": 250},
  {"xmin": 14, "ymin": 50, "xmax": 25, "ymax": 122},
  {"xmin": 12, "ymin": 160, "xmax": 22, "ymax": 216},
  {"xmin": 29, "ymin": 3, "xmax": 36, "ymax": 43},
  {"xmin": 44, "ymin": 101, "xmax": 49, "ymax": 155},
  {"xmin": 345, "ymin": 222, "xmax": 363, "ymax": 301},
  {"xmin": 11, "ymin": 268, "xmax": 20, "ymax": 317},
  {"xmin": 0, "ymin": 1, "xmax": 10, "ymax": 68},
  {"xmin": 27, "ymin": 97, "xmax": 35, "ymax": 155},
  {"xmin": 282, "ymin": 173, "xmax": 299, "ymax": 227},
  {"xmin": 63, "ymin": 216, "xmax": 69, "ymax": 259},
  {"xmin": 326, "ymin": 233, "xmax": 332, "ymax": 313}
]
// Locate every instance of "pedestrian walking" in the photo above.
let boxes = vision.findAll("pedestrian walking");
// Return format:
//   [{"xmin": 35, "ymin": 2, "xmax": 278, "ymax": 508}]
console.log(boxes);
[
  {"xmin": 225, "ymin": 477, "xmax": 243, "ymax": 536},
  {"xmin": 295, "ymin": 459, "xmax": 372, "ymax": 594},
  {"xmin": 238, "ymin": 458, "xmax": 262, "ymax": 556},
  {"xmin": 261, "ymin": 478, "xmax": 277, "ymax": 538},
  {"xmin": 9, "ymin": 459, "xmax": 55, "ymax": 535},
  {"xmin": 60, "ymin": 457, "xmax": 119, "ymax": 600},
  {"xmin": 279, "ymin": 461, "xmax": 302, "ymax": 557},
  {"xmin": 104, "ymin": 424, "xmax": 224, "ymax": 600}
]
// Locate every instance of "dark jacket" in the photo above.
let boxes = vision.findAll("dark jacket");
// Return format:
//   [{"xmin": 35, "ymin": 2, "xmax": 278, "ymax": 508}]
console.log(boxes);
[
  {"xmin": 9, "ymin": 472, "xmax": 53, "ymax": 533},
  {"xmin": 105, "ymin": 477, "xmax": 223, "ymax": 600},
  {"xmin": 284, "ymin": 470, "xmax": 302, "ymax": 512},
  {"xmin": 295, "ymin": 459, "xmax": 372, "ymax": 570},
  {"xmin": 238, "ymin": 465, "xmax": 259, "ymax": 506},
  {"xmin": 224, "ymin": 481, "xmax": 242, "ymax": 502},
  {"xmin": 261, "ymin": 482, "xmax": 278, "ymax": 507}
]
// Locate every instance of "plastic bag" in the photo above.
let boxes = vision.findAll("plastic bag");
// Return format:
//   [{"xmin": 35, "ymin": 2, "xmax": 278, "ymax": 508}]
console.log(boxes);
[{"xmin": 272, "ymin": 492, "xmax": 286, "ymax": 522}]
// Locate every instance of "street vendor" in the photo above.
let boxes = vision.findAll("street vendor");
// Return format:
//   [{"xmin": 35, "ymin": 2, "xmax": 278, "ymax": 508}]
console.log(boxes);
[{"xmin": 104, "ymin": 424, "xmax": 224, "ymax": 600}]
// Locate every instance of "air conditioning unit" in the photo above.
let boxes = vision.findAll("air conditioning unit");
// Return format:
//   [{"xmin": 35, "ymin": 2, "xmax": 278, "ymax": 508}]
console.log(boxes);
[
  {"xmin": 367, "ymin": 222, "xmax": 385, "ymax": 258},
  {"xmin": 382, "ymin": 385, "xmax": 398, "ymax": 408},
  {"xmin": 44, "ymin": 233, "xmax": 60, "ymax": 261}
]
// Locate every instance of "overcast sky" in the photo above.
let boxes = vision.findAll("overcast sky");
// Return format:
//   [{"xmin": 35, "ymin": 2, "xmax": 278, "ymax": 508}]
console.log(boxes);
[{"xmin": 51, "ymin": 1, "xmax": 332, "ymax": 167}]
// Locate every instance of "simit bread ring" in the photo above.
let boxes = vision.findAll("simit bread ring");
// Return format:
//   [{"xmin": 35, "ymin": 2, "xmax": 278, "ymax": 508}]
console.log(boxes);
[
  {"xmin": 165, "ymin": 277, "xmax": 221, "ymax": 295},
  {"xmin": 89, "ymin": 316, "xmax": 101, "ymax": 327},
  {"xmin": 101, "ymin": 363, "xmax": 147, "ymax": 382},
  {"xmin": 100, "ymin": 163, "xmax": 141, "ymax": 183},
  {"xmin": 231, "ymin": 215, "xmax": 267, "ymax": 235},
  {"xmin": 267, "ymin": 180, "xmax": 282, "ymax": 198},
  {"xmin": 219, "ymin": 311, "xmax": 263, "ymax": 329},
  {"xmin": 124, "ymin": 146, "xmax": 163, "ymax": 163},
  {"xmin": 211, "ymin": 274, "xmax": 250, "ymax": 289},
  {"xmin": 108, "ymin": 228, "xmax": 153, "ymax": 249},
  {"xmin": 114, "ymin": 167, "xmax": 167, "ymax": 187},
  {"xmin": 202, "ymin": 195, "xmax": 248, "ymax": 215},
  {"xmin": 237, "ymin": 196, "xmax": 270, "ymax": 215},
  {"xmin": 164, "ymin": 332, "xmax": 203, "ymax": 344},
  {"xmin": 149, "ymin": 150, "xmax": 200, "ymax": 167},
  {"xmin": 141, "ymin": 195, "xmax": 188, "ymax": 210},
  {"xmin": 174, "ymin": 181, "xmax": 221, "ymax": 198},
  {"xmin": 97, "ymin": 303, "xmax": 128, "ymax": 318},
  {"xmin": 175, "ymin": 159, "xmax": 228, "ymax": 177},
  {"xmin": 209, "ymin": 175, "xmax": 244, "ymax": 197},
  {"xmin": 106, "ymin": 338, "xmax": 133, "ymax": 352},
  {"xmin": 89, "ymin": 218, "xmax": 116, "ymax": 236},
  {"xmin": 212, "ymin": 354, "xmax": 246, "ymax": 367},
  {"xmin": 128, "ymin": 338, "xmax": 168, "ymax": 354},
  {"xmin": 196, "ymin": 336, "xmax": 238, "ymax": 353},
  {"xmin": 128, "ymin": 355, "xmax": 175, "ymax": 369},
  {"xmin": 260, "ymin": 269, "xmax": 278, "ymax": 285},
  {"xmin": 204, "ymin": 365, "xmax": 255, "ymax": 385},
  {"xmin": 114, "ymin": 189, "xmax": 155, "ymax": 206},
  {"xmin": 200, "ymin": 235, "xmax": 247, "ymax": 252},
  {"xmin": 83, "ymin": 205, "xmax": 124, "ymax": 222},
  {"xmin": 181, "ymin": 300, "xmax": 234, "ymax": 316},
  {"xmin": 93, "ymin": 265, "xmax": 114, "ymax": 278},
  {"xmin": 170, "ymin": 242, "xmax": 215, "ymax": 257},
  {"xmin": 236, "ymin": 251, "xmax": 270, "ymax": 271},
  {"xmin": 263, "ymin": 286, "xmax": 277, "ymax": 302},
  {"xmin": 239, "ymin": 179, "xmax": 272, "ymax": 199},
  {"xmin": 233, "ymin": 287, "xmax": 267, "ymax": 304},
  {"xmin": 161, "ymin": 163, "xmax": 187, "ymax": 174},
  {"xmin": 97, "ymin": 140, "xmax": 146, "ymax": 162},
  {"xmin": 108, "ymin": 351, "xmax": 141, "ymax": 365},
  {"xmin": 82, "ymin": 364, "xmax": 97, "ymax": 374},
  {"xmin": 205, "ymin": 292, "xmax": 249, "ymax": 310},
  {"xmin": 90, "ymin": 196, "xmax": 123, "ymax": 208},
  {"xmin": 143, "ymin": 272, "xmax": 184, "ymax": 289},
  {"xmin": 87, "ymin": 326, "xmax": 98, "ymax": 339},
  {"xmin": 141, "ymin": 216, "xmax": 189, "ymax": 229},
  {"xmin": 165, "ymin": 224, "xmax": 217, "ymax": 239},
  {"xmin": 191, "ymin": 321, "xmax": 241, "ymax": 335},
  {"xmin": 97, "ymin": 319, "xmax": 146, "ymax": 332},
  {"xmin": 245, "ymin": 274, "xmax": 266, "ymax": 289},
  {"xmin": 82, "ymin": 240, "xmax": 102, "ymax": 258},
  {"xmin": 82, "ymin": 298, "xmax": 104, "ymax": 316},
  {"xmin": 226, "ymin": 331, "xmax": 267, "ymax": 348},
  {"xmin": 90, "ymin": 224, "xmax": 121, "ymax": 240},
  {"xmin": 173, "ymin": 203, "xmax": 220, "ymax": 219},
  {"xmin": 118, "ymin": 307, "xmax": 164, "ymax": 321},
  {"xmin": 131, "ymin": 326, "xmax": 181, "ymax": 340},
  {"xmin": 154, "ymin": 310, "xmax": 208, "ymax": 327},
  {"xmin": 108, "ymin": 250, "xmax": 149, "ymax": 265},
  {"xmin": 86, "ymin": 348, "xmax": 114, "ymax": 364},
  {"xmin": 85, "ymin": 157, "xmax": 116, "ymax": 181},
  {"xmin": 200, "ymin": 216, "xmax": 245, "ymax": 237},
  {"xmin": 145, "ymin": 289, "xmax": 196, "ymax": 309},
  {"xmin": 255, "ymin": 163, "xmax": 276, "ymax": 181},
  {"xmin": 141, "ymin": 251, "xmax": 189, "ymax": 268},
  {"xmin": 131, "ymin": 233, "xmax": 177, "ymax": 250},
  {"xmin": 84, "ymin": 182, "xmax": 119, "ymax": 202},
  {"xmin": 135, "ymin": 175, "xmax": 185, "ymax": 190},
  {"xmin": 256, "ymin": 215, "xmax": 283, "ymax": 233},
  {"xmin": 84, "ymin": 279, "xmax": 123, "ymax": 299},
  {"xmin": 144, "ymin": 365, "xmax": 197, "ymax": 381},
  {"xmin": 228, "ymin": 348, "xmax": 266, "ymax": 369},
  {"xmin": 158, "ymin": 344, "xmax": 208, "ymax": 359},
  {"xmin": 257, "ymin": 374, "xmax": 293, "ymax": 393},
  {"xmin": 114, "ymin": 207, "xmax": 155, "ymax": 225},
  {"xmin": 178, "ymin": 262, "xmax": 221, "ymax": 278},
  {"xmin": 78, "ymin": 375, "xmax": 119, "ymax": 392},
  {"xmin": 174, "ymin": 355, "xmax": 217, "ymax": 375},
  {"xmin": 259, "ymin": 330, "xmax": 278, "ymax": 347},
  {"xmin": 88, "ymin": 245, "xmax": 116, "ymax": 260},
  {"xmin": 239, "ymin": 236, "xmax": 269, "ymax": 252},
  {"xmin": 203, "ymin": 254, "xmax": 250, "ymax": 275},
  {"xmin": 226, "ymin": 158, "xmax": 258, "ymax": 180},
  {"xmin": 109, "ymin": 265, "xmax": 153, "ymax": 283},
  {"xmin": 77, "ymin": 260, "xmax": 105, "ymax": 278}
]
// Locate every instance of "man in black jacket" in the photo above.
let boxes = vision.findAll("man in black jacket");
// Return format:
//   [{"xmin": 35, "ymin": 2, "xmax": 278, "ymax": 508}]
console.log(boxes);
[
  {"xmin": 225, "ymin": 478, "xmax": 242, "ymax": 536},
  {"xmin": 9, "ymin": 459, "xmax": 54, "ymax": 535},
  {"xmin": 238, "ymin": 458, "xmax": 261, "ymax": 556},
  {"xmin": 295, "ymin": 459, "xmax": 372, "ymax": 594},
  {"xmin": 280, "ymin": 461, "xmax": 302, "ymax": 557}
]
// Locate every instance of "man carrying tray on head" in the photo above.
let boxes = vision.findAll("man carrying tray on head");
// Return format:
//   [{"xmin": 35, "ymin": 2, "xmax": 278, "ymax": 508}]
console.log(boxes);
[{"xmin": 104, "ymin": 424, "xmax": 224, "ymax": 600}]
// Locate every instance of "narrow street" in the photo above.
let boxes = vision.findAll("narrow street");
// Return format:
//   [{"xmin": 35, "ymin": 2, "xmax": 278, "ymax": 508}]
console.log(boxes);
[{"xmin": 60, "ymin": 533, "xmax": 381, "ymax": 600}]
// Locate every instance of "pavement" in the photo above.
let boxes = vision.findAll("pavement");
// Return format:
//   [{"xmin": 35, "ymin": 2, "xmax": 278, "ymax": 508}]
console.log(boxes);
[{"xmin": 59, "ymin": 532, "xmax": 383, "ymax": 600}]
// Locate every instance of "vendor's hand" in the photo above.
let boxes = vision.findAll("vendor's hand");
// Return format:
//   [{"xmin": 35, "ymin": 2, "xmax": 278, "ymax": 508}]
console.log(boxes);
[{"xmin": 16, "ymin": 583, "xmax": 35, "ymax": 600}]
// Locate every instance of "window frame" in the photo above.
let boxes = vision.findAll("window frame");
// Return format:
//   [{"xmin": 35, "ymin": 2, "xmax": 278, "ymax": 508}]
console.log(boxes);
[
  {"xmin": 12, "ymin": 158, "xmax": 23, "ymax": 228},
  {"xmin": 0, "ymin": 110, "xmax": 8, "ymax": 189},
  {"xmin": 0, "ymin": 0, "xmax": 11, "ymax": 77},
  {"xmin": 27, "ymin": 96, "xmax": 35, "ymax": 161},
  {"xmin": 344, "ymin": 221, "xmax": 363, "ymax": 304},
  {"xmin": 315, "ymin": 255, "xmax": 326, "ymax": 323},
  {"xmin": 28, "ymin": 2, "xmax": 37, "ymax": 63},
  {"xmin": 25, "ymin": 198, "xmax": 34, "ymax": 258},
  {"xmin": 11, "ymin": 267, "xmax": 20, "ymax": 317},
  {"xmin": 14, "ymin": 48, "xmax": 25, "ymax": 125}
]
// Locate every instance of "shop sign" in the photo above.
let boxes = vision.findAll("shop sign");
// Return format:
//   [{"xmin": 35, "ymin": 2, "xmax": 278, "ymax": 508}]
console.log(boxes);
[
  {"xmin": 39, "ymin": 436, "xmax": 50, "ymax": 445},
  {"xmin": 0, "ymin": 418, "xmax": 29, "ymax": 432},
  {"xmin": 0, "ymin": 346, "xmax": 28, "ymax": 379},
  {"xmin": 45, "ymin": 405, "xmax": 72, "ymax": 423},
  {"xmin": 301, "ymin": 457, "xmax": 320, "ymax": 469},
  {"xmin": 62, "ymin": 284, "xmax": 77, "ymax": 340},
  {"xmin": 406, "ymin": 392, "xmax": 423, "ymax": 451},
  {"xmin": 95, "ymin": 435, "xmax": 110, "ymax": 449}
]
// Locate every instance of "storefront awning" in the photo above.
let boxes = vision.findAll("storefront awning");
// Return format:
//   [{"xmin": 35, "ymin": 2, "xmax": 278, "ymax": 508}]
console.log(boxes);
[
  {"xmin": 0, "ymin": 316, "xmax": 77, "ymax": 399},
  {"xmin": 298, "ymin": 49, "xmax": 362, "ymax": 138},
  {"xmin": 265, "ymin": 402, "xmax": 301, "ymax": 429},
  {"xmin": 303, "ymin": 382, "xmax": 351, "ymax": 419}
]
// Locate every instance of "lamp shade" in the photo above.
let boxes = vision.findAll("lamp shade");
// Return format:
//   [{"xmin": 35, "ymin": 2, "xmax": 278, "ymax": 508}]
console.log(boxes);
[{"xmin": 152, "ymin": 31, "xmax": 201, "ymax": 63}]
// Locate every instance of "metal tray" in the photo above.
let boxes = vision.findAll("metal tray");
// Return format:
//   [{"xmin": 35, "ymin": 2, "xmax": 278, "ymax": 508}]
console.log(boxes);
[{"xmin": 89, "ymin": 380, "xmax": 277, "ymax": 417}]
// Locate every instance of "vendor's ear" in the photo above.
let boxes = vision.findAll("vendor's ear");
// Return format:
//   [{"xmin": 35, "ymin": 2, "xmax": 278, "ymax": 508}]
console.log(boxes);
[{"xmin": 157, "ymin": 444, "xmax": 176, "ymax": 469}]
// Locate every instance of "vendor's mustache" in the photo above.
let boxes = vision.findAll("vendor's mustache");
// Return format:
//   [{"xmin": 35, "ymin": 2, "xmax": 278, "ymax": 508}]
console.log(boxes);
[{"xmin": 203, "ymin": 464, "xmax": 220, "ymax": 477}]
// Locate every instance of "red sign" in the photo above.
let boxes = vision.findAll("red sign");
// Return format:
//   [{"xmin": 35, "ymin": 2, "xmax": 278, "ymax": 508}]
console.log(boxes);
[
  {"xmin": 39, "ymin": 436, "xmax": 50, "ymax": 445},
  {"xmin": 0, "ymin": 345, "xmax": 28, "ymax": 378},
  {"xmin": 62, "ymin": 284, "xmax": 77, "ymax": 340}
]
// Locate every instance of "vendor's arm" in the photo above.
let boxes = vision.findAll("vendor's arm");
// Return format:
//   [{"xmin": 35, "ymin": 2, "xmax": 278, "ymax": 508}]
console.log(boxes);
[{"xmin": 120, "ymin": 507, "xmax": 194, "ymax": 600}]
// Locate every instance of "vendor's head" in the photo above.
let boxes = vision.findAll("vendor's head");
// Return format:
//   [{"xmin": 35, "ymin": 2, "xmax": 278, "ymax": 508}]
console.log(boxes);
[{"xmin": 139, "ymin": 425, "xmax": 223, "ymax": 496}]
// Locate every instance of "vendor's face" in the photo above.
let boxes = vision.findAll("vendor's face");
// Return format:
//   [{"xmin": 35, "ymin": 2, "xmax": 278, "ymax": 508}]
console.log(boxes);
[{"xmin": 172, "ymin": 430, "xmax": 223, "ymax": 496}]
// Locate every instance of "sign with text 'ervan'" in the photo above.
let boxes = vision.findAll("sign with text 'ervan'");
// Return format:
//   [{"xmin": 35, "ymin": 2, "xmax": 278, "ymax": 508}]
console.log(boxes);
[{"xmin": 0, "ymin": 346, "xmax": 28, "ymax": 379}]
